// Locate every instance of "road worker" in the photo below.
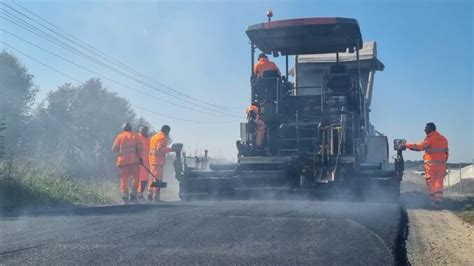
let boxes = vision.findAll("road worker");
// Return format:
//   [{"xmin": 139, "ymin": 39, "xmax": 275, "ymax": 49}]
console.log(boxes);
[
  {"xmin": 136, "ymin": 126, "xmax": 150, "ymax": 201},
  {"xmin": 148, "ymin": 125, "xmax": 172, "ymax": 202},
  {"xmin": 246, "ymin": 104, "xmax": 266, "ymax": 148},
  {"xmin": 112, "ymin": 122, "xmax": 142, "ymax": 204},
  {"xmin": 403, "ymin": 122, "xmax": 449, "ymax": 207},
  {"xmin": 254, "ymin": 53, "xmax": 280, "ymax": 77}
]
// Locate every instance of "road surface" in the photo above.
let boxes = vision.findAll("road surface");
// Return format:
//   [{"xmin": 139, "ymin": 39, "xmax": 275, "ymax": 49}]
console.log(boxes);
[{"xmin": 0, "ymin": 200, "xmax": 406, "ymax": 265}]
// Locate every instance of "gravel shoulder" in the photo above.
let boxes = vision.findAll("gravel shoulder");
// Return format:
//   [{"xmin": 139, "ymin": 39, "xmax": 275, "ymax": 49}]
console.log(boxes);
[
  {"xmin": 407, "ymin": 209, "xmax": 474, "ymax": 265},
  {"xmin": 402, "ymin": 170, "xmax": 474, "ymax": 265}
]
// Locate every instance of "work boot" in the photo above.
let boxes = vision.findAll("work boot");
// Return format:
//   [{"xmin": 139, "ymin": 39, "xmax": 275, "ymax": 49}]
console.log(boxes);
[
  {"xmin": 129, "ymin": 194, "xmax": 138, "ymax": 204},
  {"xmin": 121, "ymin": 194, "xmax": 129, "ymax": 205},
  {"xmin": 147, "ymin": 191, "xmax": 154, "ymax": 203},
  {"xmin": 137, "ymin": 192, "xmax": 145, "ymax": 203},
  {"xmin": 153, "ymin": 191, "xmax": 161, "ymax": 203}
]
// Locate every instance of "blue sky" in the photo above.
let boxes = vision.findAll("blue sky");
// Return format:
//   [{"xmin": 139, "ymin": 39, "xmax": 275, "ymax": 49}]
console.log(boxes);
[{"xmin": 1, "ymin": 0, "xmax": 472, "ymax": 162}]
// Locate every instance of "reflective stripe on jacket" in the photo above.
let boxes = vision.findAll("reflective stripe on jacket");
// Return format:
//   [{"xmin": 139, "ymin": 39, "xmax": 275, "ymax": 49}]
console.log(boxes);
[
  {"xmin": 406, "ymin": 131, "xmax": 449, "ymax": 163},
  {"xmin": 136, "ymin": 133, "xmax": 150, "ymax": 166},
  {"xmin": 149, "ymin": 131, "xmax": 172, "ymax": 165},
  {"xmin": 112, "ymin": 131, "xmax": 141, "ymax": 167},
  {"xmin": 253, "ymin": 58, "xmax": 280, "ymax": 77}
]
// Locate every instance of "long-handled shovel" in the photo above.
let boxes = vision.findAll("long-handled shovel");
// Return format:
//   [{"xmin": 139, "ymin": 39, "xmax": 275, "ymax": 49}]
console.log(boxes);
[{"xmin": 140, "ymin": 163, "xmax": 167, "ymax": 188}]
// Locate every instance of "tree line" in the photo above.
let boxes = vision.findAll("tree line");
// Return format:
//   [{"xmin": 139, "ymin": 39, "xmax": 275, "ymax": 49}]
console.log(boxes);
[{"xmin": 0, "ymin": 50, "xmax": 151, "ymax": 179}]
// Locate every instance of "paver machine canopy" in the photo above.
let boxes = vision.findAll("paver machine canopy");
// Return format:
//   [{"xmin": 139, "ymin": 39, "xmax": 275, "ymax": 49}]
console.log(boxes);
[
  {"xmin": 174, "ymin": 14, "xmax": 405, "ymax": 201},
  {"xmin": 246, "ymin": 17, "xmax": 362, "ymax": 55}
]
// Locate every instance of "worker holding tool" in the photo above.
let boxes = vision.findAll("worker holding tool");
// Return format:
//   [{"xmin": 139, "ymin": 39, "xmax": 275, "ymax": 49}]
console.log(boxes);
[
  {"xmin": 136, "ymin": 126, "xmax": 150, "ymax": 201},
  {"xmin": 403, "ymin": 122, "xmax": 449, "ymax": 207},
  {"xmin": 112, "ymin": 122, "xmax": 142, "ymax": 204},
  {"xmin": 254, "ymin": 53, "xmax": 280, "ymax": 77},
  {"xmin": 148, "ymin": 125, "xmax": 173, "ymax": 202},
  {"xmin": 247, "ymin": 103, "xmax": 266, "ymax": 148}
]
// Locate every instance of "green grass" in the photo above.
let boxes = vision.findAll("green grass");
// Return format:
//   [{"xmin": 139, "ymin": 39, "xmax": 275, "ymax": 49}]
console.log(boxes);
[
  {"xmin": 0, "ymin": 160, "xmax": 120, "ymax": 213},
  {"xmin": 446, "ymin": 196, "xmax": 474, "ymax": 225},
  {"xmin": 456, "ymin": 211, "xmax": 474, "ymax": 225},
  {"xmin": 455, "ymin": 201, "xmax": 474, "ymax": 225}
]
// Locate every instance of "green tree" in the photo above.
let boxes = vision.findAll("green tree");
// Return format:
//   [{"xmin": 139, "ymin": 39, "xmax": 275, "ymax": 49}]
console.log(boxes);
[
  {"xmin": 0, "ymin": 116, "xmax": 5, "ymax": 159},
  {"xmin": 134, "ymin": 116, "xmax": 154, "ymax": 133},
  {"xmin": 32, "ymin": 78, "xmax": 142, "ymax": 179},
  {"xmin": 0, "ymin": 51, "xmax": 38, "ymax": 154}
]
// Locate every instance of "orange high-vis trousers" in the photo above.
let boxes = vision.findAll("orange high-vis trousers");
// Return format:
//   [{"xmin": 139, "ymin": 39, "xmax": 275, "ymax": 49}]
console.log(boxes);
[
  {"xmin": 424, "ymin": 162, "xmax": 446, "ymax": 202},
  {"xmin": 118, "ymin": 164, "xmax": 139, "ymax": 197},
  {"xmin": 256, "ymin": 126, "xmax": 266, "ymax": 147},
  {"xmin": 138, "ymin": 164, "xmax": 150, "ymax": 193},
  {"xmin": 148, "ymin": 164, "xmax": 164, "ymax": 196}
]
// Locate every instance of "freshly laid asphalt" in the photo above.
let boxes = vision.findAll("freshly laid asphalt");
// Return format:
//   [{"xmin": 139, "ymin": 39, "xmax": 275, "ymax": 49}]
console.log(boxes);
[{"xmin": 0, "ymin": 200, "xmax": 406, "ymax": 265}]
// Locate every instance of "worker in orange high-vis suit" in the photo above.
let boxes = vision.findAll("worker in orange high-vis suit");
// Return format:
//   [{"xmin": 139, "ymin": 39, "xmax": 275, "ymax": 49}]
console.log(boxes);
[
  {"xmin": 246, "ymin": 104, "xmax": 266, "ymax": 148},
  {"xmin": 148, "ymin": 125, "xmax": 173, "ymax": 202},
  {"xmin": 112, "ymin": 122, "xmax": 142, "ymax": 204},
  {"xmin": 254, "ymin": 53, "xmax": 280, "ymax": 77},
  {"xmin": 136, "ymin": 126, "xmax": 150, "ymax": 201},
  {"xmin": 403, "ymin": 122, "xmax": 448, "ymax": 207}
]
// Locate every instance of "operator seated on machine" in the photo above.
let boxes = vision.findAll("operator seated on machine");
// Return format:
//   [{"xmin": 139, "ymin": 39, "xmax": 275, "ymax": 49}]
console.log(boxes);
[
  {"xmin": 253, "ymin": 53, "xmax": 280, "ymax": 78},
  {"xmin": 246, "ymin": 103, "xmax": 267, "ymax": 149}
]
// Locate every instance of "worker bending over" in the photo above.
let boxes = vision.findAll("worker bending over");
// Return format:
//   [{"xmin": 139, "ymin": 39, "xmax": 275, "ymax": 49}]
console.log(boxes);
[
  {"xmin": 254, "ymin": 53, "xmax": 280, "ymax": 77},
  {"xmin": 112, "ymin": 122, "xmax": 142, "ymax": 204},
  {"xmin": 148, "ymin": 125, "xmax": 173, "ymax": 202},
  {"xmin": 247, "ymin": 104, "xmax": 266, "ymax": 148},
  {"xmin": 403, "ymin": 122, "xmax": 448, "ymax": 207},
  {"xmin": 136, "ymin": 126, "xmax": 150, "ymax": 201}
]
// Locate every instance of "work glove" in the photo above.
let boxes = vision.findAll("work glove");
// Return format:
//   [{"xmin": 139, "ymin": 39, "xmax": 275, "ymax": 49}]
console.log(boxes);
[
  {"xmin": 171, "ymin": 144, "xmax": 179, "ymax": 152},
  {"xmin": 171, "ymin": 143, "xmax": 183, "ymax": 152}
]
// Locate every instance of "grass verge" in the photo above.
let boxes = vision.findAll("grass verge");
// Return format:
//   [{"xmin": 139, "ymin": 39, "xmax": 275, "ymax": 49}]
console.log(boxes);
[
  {"xmin": 446, "ymin": 195, "xmax": 474, "ymax": 225},
  {"xmin": 456, "ymin": 211, "xmax": 474, "ymax": 225},
  {"xmin": 401, "ymin": 192, "xmax": 474, "ymax": 224},
  {"xmin": 0, "ymin": 160, "xmax": 120, "ymax": 213}
]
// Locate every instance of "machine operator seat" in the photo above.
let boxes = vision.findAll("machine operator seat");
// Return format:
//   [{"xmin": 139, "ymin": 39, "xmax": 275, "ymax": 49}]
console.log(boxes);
[
  {"xmin": 250, "ymin": 71, "xmax": 281, "ymax": 122},
  {"xmin": 253, "ymin": 71, "xmax": 279, "ymax": 104},
  {"xmin": 262, "ymin": 69, "xmax": 280, "ymax": 78}
]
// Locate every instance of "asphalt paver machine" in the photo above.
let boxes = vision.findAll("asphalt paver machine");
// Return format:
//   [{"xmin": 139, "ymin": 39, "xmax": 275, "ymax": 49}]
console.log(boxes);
[{"xmin": 174, "ymin": 16, "xmax": 405, "ymax": 201}]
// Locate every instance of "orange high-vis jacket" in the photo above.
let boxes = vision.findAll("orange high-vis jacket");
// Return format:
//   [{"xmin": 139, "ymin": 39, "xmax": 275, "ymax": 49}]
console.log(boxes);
[
  {"xmin": 149, "ymin": 131, "xmax": 172, "ymax": 165},
  {"xmin": 254, "ymin": 58, "xmax": 280, "ymax": 77},
  {"xmin": 112, "ymin": 131, "xmax": 141, "ymax": 167},
  {"xmin": 246, "ymin": 105, "xmax": 266, "ymax": 146},
  {"xmin": 406, "ymin": 131, "xmax": 449, "ymax": 163},
  {"xmin": 246, "ymin": 105, "xmax": 258, "ymax": 114},
  {"xmin": 136, "ymin": 133, "xmax": 150, "ymax": 166}
]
